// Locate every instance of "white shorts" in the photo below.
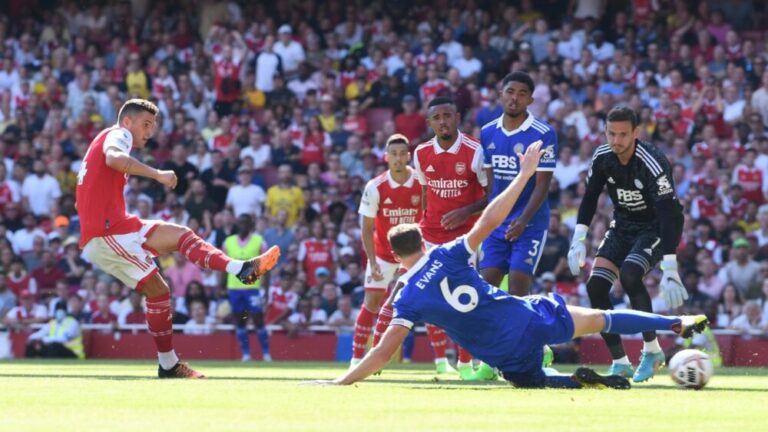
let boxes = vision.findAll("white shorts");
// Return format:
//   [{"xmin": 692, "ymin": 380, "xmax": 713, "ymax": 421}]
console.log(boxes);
[
  {"xmin": 425, "ymin": 240, "xmax": 478, "ymax": 267},
  {"xmin": 363, "ymin": 256, "xmax": 401, "ymax": 291},
  {"xmin": 82, "ymin": 221, "xmax": 160, "ymax": 289}
]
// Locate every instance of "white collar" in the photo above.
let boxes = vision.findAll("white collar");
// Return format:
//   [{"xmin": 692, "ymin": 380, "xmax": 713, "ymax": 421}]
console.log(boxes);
[
  {"xmin": 432, "ymin": 131, "xmax": 462, "ymax": 154},
  {"xmin": 397, "ymin": 251, "xmax": 432, "ymax": 286},
  {"xmin": 497, "ymin": 111, "xmax": 534, "ymax": 137},
  {"xmin": 386, "ymin": 167, "xmax": 416, "ymax": 189}
]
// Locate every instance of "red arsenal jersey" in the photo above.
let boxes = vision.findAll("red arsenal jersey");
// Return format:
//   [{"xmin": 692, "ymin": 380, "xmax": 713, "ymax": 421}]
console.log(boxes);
[
  {"xmin": 76, "ymin": 126, "xmax": 142, "ymax": 248},
  {"xmin": 733, "ymin": 165, "xmax": 764, "ymax": 204},
  {"xmin": 413, "ymin": 132, "xmax": 487, "ymax": 244},
  {"xmin": 358, "ymin": 168, "xmax": 423, "ymax": 263},
  {"xmin": 298, "ymin": 238, "xmax": 336, "ymax": 287}
]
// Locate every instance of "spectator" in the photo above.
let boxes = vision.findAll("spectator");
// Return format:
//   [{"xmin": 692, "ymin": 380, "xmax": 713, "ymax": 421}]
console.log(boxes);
[
  {"xmin": 118, "ymin": 291, "xmax": 146, "ymax": 326},
  {"xmin": 183, "ymin": 300, "xmax": 215, "ymax": 335},
  {"xmin": 11, "ymin": 213, "xmax": 46, "ymax": 255},
  {"xmin": 752, "ymin": 70, "xmax": 768, "ymax": 130},
  {"xmin": 31, "ymin": 251, "xmax": 66, "ymax": 298},
  {"xmin": 165, "ymin": 253, "xmax": 203, "ymax": 299},
  {"xmin": 266, "ymin": 164, "xmax": 305, "ymax": 227},
  {"xmin": 284, "ymin": 297, "xmax": 326, "ymax": 337},
  {"xmin": 240, "ymin": 132, "xmax": 271, "ymax": 171},
  {"xmin": 451, "ymin": 45, "xmax": 483, "ymax": 80},
  {"xmin": 0, "ymin": 274, "xmax": 17, "ymax": 319},
  {"xmin": 729, "ymin": 300, "xmax": 766, "ymax": 334},
  {"xmin": 263, "ymin": 211, "xmax": 296, "ymax": 267},
  {"xmin": 2, "ymin": 290, "xmax": 47, "ymax": 328},
  {"xmin": 328, "ymin": 295, "xmax": 359, "ymax": 333},
  {"xmin": 21, "ymin": 160, "xmax": 61, "ymax": 217},
  {"xmin": 718, "ymin": 238, "xmax": 763, "ymax": 301},
  {"xmin": 226, "ymin": 166, "xmax": 266, "ymax": 218},
  {"xmin": 254, "ymin": 35, "xmax": 282, "ymax": 93},
  {"xmin": 273, "ymin": 25, "xmax": 306, "ymax": 79},
  {"xmin": 90, "ymin": 293, "xmax": 117, "ymax": 327},
  {"xmin": 264, "ymin": 279, "xmax": 299, "ymax": 325},
  {"xmin": 26, "ymin": 301, "xmax": 84, "ymax": 359}
]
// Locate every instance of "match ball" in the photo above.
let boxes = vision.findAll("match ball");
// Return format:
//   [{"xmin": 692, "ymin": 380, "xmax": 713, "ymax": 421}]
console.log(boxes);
[{"xmin": 668, "ymin": 349, "xmax": 713, "ymax": 390}]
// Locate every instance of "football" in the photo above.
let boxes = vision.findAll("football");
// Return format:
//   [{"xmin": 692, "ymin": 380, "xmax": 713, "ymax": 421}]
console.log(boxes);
[{"xmin": 669, "ymin": 349, "xmax": 714, "ymax": 390}]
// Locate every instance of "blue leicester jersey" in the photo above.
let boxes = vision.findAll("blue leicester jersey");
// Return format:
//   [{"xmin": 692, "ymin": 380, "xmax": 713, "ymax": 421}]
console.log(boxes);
[
  {"xmin": 391, "ymin": 237, "xmax": 540, "ymax": 371},
  {"xmin": 480, "ymin": 113, "xmax": 557, "ymax": 231}
]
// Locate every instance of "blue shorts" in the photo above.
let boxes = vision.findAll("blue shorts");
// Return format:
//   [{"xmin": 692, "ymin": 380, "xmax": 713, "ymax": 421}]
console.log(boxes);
[
  {"xmin": 500, "ymin": 294, "xmax": 575, "ymax": 388},
  {"xmin": 479, "ymin": 227, "xmax": 548, "ymax": 275},
  {"xmin": 228, "ymin": 289, "xmax": 264, "ymax": 314}
]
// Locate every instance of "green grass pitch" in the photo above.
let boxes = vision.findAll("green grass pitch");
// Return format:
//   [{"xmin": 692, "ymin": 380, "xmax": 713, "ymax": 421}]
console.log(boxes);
[{"xmin": 1, "ymin": 360, "xmax": 766, "ymax": 432}]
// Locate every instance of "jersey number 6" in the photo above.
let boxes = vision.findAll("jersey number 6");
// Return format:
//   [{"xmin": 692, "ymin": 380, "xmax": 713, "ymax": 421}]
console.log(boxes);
[{"xmin": 440, "ymin": 277, "xmax": 479, "ymax": 313}]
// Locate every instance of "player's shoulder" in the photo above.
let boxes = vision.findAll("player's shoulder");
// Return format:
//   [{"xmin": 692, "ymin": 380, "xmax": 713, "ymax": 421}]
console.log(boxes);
[
  {"xmin": 481, "ymin": 115, "xmax": 502, "ymax": 132},
  {"xmin": 105, "ymin": 126, "xmax": 132, "ymax": 142},
  {"xmin": 634, "ymin": 139, "xmax": 669, "ymax": 176},
  {"xmin": 414, "ymin": 140, "xmax": 434, "ymax": 157},
  {"xmin": 459, "ymin": 132, "xmax": 480, "ymax": 151},
  {"xmin": 369, "ymin": 171, "xmax": 389, "ymax": 188},
  {"xmin": 530, "ymin": 116, "xmax": 554, "ymax": 135},
  {"xmin": 591, "ymin": 143, "xmax": 612, "ymax": 162}
]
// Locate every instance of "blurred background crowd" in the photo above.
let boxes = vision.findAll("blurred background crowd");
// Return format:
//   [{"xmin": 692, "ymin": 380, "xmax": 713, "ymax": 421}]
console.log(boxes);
[{"xmin": 1, "ymin": 0, "xmax": 768, "ymax": 339}]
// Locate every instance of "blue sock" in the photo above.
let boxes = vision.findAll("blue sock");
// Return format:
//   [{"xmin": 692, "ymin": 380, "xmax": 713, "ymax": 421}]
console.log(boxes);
[
  {"xmin": 402, "ymin": 331, "xmax": 415, "ymax": 360},
  {"xmin": 236, "ymin": 327, "xmax": 250, "ymax": 357},
  {"xmin": 603, "ymin": 310, "xmax": 680, "ymax": 335},
  {"xmin": 257, "ymin": 327, "xmax": 270, "ymax": 356}
]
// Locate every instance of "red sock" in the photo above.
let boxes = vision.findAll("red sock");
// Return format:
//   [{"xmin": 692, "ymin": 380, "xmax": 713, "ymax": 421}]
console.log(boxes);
[
  {"xmin": 177, "ymin": 230, "xmax": 230, "ymax": 272},
  {"xmin": 425, "ymin": 324, "xmax": 447, "ymax": 359},
  {"xmin": 145, "ymin": 292, "xmax": 173, "ymax": 352},
  {"xmin": 372, "ymin": 303, "xmax": 393, "ymax": 347},
  {"xmin": 457, "ymin": 346, "xmax": 472, "ymax": 363},
  {"xmin": 352, "ymin": 306, "xmax": 376, "ymax": 359}
]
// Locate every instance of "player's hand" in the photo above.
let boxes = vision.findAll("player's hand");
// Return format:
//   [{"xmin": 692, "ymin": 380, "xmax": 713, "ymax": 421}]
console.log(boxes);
[
  {"xmin": 441, "ymin": 207, "xmax": 472, "ymax": 231},
  {"xmin": 517, "ymin": 139, "xmax": 544, "ymax": 179},
  {"xmin": 155, "ymin": 170, "xmax": 178, "ymax": 189},
  {"xmin": 567, "ymin": 224, "xmax": 589, "ymax": 276},
  {"xmin": 660, "ymin": 255, "xmax": 688, "ymax": 309},
  {"xmin": 504, "ymin": 218, "xmax": 527, "ymax": 240},
  {"xmin": 369, "ymin": 260, "xmax": 384, "ymax": 282}
]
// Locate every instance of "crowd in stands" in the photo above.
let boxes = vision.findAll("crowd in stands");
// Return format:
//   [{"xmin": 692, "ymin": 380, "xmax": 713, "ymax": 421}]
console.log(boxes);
[{"xmin": 1, "ymin": 0, "xmax": 768, "ymax": 342}]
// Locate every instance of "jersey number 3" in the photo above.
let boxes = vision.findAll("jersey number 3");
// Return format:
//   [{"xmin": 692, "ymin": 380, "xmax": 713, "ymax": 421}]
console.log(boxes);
[{"xmin": 440, "ymin": 277, "xmax": 478, "ymax": 313}]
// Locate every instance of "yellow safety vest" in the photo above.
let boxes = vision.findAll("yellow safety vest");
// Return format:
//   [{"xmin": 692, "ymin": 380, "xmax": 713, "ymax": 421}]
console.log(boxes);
[
  {"xmin": 225, "ymin": 234, "xmax": 263, "ymax": 290},
  {"xmin": 49, "ymin": 317, "xmax": 85, "ymax": 359}
]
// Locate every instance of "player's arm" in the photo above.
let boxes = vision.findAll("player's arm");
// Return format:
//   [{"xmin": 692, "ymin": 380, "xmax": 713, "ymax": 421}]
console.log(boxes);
[
  {"xmin": 359, "ymin": 182, "xmax": 383, "ymax": 281},
  {"xmin": 333, "ymin": 324, "xmax": 410, "ymax": 385},
  {"xmin": 104, "ymin": 147, "xmax": 177, "ymax": 189},
  {"xmin": 649, "ymin": 157, "xmax": 687, "ymax": 308},
  {"xmin": 506, "ymin": 132, "xmax": 557, "ymax": 240},
  {"xmin": 567, "ymin": 151, "xmax": 607, "ymax": 275},
  {"xmin": 466, "ymin": 141, "xmax": 543, "ymax": 252}
]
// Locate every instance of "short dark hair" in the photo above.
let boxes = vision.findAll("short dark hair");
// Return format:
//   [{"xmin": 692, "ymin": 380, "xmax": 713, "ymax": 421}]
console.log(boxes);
[
  {"xmin": 501, "ymin": 71, "xmax": 534, "ymax": 93},
  {"xmin": 386, "ymin": 133, "xmax": 409, "ymax": 148},
  {"xmin": 388, "ymin": 223, "xmax": 423, "ymax": 258},
  {"xmin": 427, "ymin": 96, "xmax": 456, "ymax": 110},
  {"xmin": 117, "ymin": 99, "xmax": 159, "ymax": 122},
  {"xmin": 606, "ymin": 106, "xmax": 638, "ymax": 129}
]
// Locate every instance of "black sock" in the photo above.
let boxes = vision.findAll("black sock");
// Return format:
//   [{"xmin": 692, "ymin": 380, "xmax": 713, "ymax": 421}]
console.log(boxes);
[
  {"xmin": 587, "ymin": 267, "xmax": 625, "ymax": 360},
  {"xmin": 620, "ymin": 258, "xmax": 656, "ymax": 342}
]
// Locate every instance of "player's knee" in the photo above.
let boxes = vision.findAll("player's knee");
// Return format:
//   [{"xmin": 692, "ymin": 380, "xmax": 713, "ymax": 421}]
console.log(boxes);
[
  {"xmin": 586, "ymin": 268, "xmax": 617, "ymax": 301},
  {"xmin": 480, "ymin": 268, "xmax": 503, "ymax": 286},
  {"xmin": 363, "ymin": 292, "xmax": 385, "ymax": 312},
  {"xmin": 138, "ymin": 273, "xmax": 169, "ymax": 298},
  {"xmin": 619, "ymin": 260, "xmax": 646, "ymax": 294}
]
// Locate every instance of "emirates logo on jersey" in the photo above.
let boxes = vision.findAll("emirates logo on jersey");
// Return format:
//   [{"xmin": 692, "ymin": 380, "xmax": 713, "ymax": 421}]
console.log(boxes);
[
  {"xmin": 455, "ymin": 162, "xmax": 466, "ymax": 175},
  {"xmin": 411, "ymin": 195, "xmax": 420, "ymax": 206}
]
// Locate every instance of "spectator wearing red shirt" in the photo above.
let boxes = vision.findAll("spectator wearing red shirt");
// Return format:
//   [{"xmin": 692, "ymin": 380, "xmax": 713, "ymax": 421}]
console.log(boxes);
[
  {"xmin": 212, "ymin": 45, "xmax": 244, "ymax": 117},
  {"xmin": 30, "ymin": 251, "xmax": 65, "ymax": 299},
  {"xmin": 119, "ymin": 291, "xmax": 147, "ymax": 325},
  {"xmin": 691, "ymin": 179, "xmax": 722, "ymax": 221},
  {"xmin": 394, "ymin": 95, "xmax": 427, "ymax": 145},
  {"xmin": 342, "ymin": 100, "xmax": 368, "ymax": 136},
  {"xmin": 90, "ymin": 293, "xmax": 118, "ymax": 326},
  {"xmin": 732, "ymin": 147, "xmax": 765, "ymax": 205},
  {"xmin": 301, "ymin": 116, "xmax": 331, "ymax": 168}
]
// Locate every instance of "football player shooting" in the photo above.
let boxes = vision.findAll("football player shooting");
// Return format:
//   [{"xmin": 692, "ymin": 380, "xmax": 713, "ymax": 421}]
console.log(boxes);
[
  {"xmin": 76, "ymin": 99, "xmax": 280, "ymax": 378},
  {"xmin": 567, "ymin": 106, "xmax": 687, "ymax": 382},
  {"xmin": 309, "ymin": 142, "xmax": 708, "ymax": 388}
]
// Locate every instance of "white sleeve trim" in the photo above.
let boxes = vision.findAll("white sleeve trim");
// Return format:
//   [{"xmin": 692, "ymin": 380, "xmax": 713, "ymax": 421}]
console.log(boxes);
[
  {"xmin": 412, "ymin": 150, "xmax": 427, "ymax": 185},
  {"xmin": 459, "ymin": 236, "xmax": 475, "ymax": 254},
  {"xmin": 357, "ymin": 181, "xmax": 380, "ymax": 218},
  {"xmin": 390, "ymin": 318, "xmax": 414, "ymax": 330},
  {"xmin": 102, "ymin": 128, "xmax": 133, "ymax": 154},
  {"xmin": 536, "ymin": 167, "xmax": 556, "ymax": 172},
  {"xmin": 471, "ymin": 145, "xmax": 489, "ymax": 187}
]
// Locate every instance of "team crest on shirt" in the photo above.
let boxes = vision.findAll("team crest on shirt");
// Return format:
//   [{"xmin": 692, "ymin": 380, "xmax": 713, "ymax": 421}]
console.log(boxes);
[
  {"xmin": 514, "ymin": 143, "xmax": 525, "ymax": 154},
  {"xmin": 634, "ymin": 179, "xmax": 644, "ymax": 189},
  {"xmin": 411, "ymin": 195, "xmax": 420, "ymax": 206},
  {"xmin": 455, "ymin": 162, "xmax": 466, "ymax": 175}
]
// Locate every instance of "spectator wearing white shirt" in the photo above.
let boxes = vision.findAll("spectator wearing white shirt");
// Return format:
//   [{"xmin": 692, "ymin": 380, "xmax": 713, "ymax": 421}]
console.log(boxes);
[
  {"xmin": 556, "ymin": 21, "xmax": 583, "ymax": 61},
  {"xmin": 254, "ymin": 35, "xmax": 282, "ymax": 93},
  {"xmin": 11, "ymin": 213, "xmax": 46, "ymax": 255},
  {"xmin": 729, "ymin": 300, "xmax": 766, "ymax": 334},
  {"xmin": 240, "ymin": 132, "xmax": 271, "ymax": 170},
  {"xmin": 273, "ymin": 25, "xmax": 305, "ymax": 79},
  {"xmin": 0, "ymin": 57, "xmax": 20, "ymax": 92},
  {"xmin": 328, "ymin": 295, "xmax": 359, "ymax": 334},
  {"xmin": 451, "ymin": 45, "xmax": 483, "ymax": 80},
  {"xmin": 285, "ymin": 298, "xmax": 327, "ymax": 334},
  {"xmin": 226, "ymin": 166, "xmax": 266, "ymax": 218},
  {"xmin": 587, "ymin": 30, "xmax": 615, "ymax": 62},
  {"xmin": 2, "ymin": 290, "xmax": 48, "ymax": 327},
  {"xmin": 183, "ymin": 300, "xmax": 216, "ymax": 335},
  {"xmin": 437, "ymin": 28, "xmax": 463, "ymax": 66}
]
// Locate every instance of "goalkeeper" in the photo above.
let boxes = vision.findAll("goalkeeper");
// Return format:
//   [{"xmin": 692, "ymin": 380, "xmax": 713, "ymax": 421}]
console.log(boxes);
[{"xmin": 567, "ymin": 106, "xmax": 686, "ymax": 383}]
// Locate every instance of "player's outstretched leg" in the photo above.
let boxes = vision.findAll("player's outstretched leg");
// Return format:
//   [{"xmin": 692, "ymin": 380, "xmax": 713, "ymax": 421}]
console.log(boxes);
[
  {"xmin": 145, "ymin": 223, "xmax": 280, "ymax": 283},
  {"xmin": 619, "ymin": 260, "xmax": 663, "ymax": 382},
  {"xmin": 139, "ymin": 273, "xmax": 204, "ymax": 379}
]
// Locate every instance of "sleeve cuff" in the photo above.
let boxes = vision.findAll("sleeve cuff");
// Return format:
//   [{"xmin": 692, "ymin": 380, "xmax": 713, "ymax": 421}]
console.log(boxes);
[
  {"xmin": 536, "ymin": 167, "xmax": 556, "ymax": 172},
  {"xmin": 461, "ymin": 236, "xmax": 475, "ymax": 254},
  {"xmin": 390, "ymin": 318, "xmax": 414, "ymax": 330}
]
